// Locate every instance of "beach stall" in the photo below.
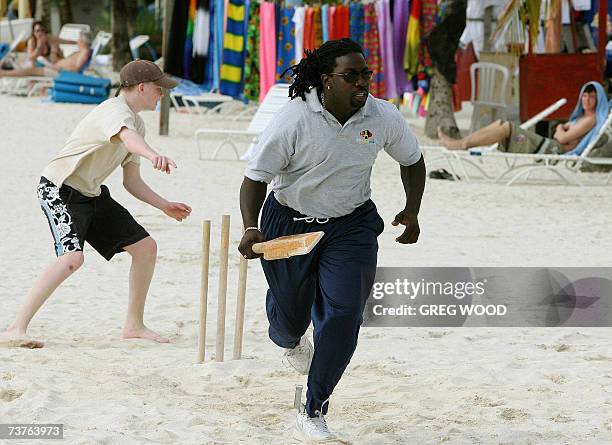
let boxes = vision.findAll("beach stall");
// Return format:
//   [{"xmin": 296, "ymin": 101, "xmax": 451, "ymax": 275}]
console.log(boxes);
[{"xmin": 519, "ymin": 0, "xmax": 608, "ymax": 121}]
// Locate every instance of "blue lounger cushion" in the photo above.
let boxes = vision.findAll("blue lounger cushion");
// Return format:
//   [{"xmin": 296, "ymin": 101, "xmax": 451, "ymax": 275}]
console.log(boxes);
[
  {"xmin": 50, "ymin": 90, "xmax": 107, "ymax": 104},
  {"xmin": 53, "ymin": 81, "xmax": 108, "ymax": 97},
  {"xmin": 54, "ymin": 70, "xmax": 111, "ymax": 89}
]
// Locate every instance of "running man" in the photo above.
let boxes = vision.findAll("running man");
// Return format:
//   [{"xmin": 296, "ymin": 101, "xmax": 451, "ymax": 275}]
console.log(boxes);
[{"xmin": 238, "ymin": 39, "xmax": 426, "ymax": 442}]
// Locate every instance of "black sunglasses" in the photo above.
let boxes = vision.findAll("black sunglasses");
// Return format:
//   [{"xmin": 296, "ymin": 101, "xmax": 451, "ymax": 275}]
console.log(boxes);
[{"xmin": 328, "ymin": 70, "xmax": 374, "ymax": 83}]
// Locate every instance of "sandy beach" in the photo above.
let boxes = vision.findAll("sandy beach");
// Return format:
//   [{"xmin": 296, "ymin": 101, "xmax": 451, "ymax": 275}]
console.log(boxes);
[{"xmin": 1, "ymin": 95, "xmax": 612, "ymax": 444}]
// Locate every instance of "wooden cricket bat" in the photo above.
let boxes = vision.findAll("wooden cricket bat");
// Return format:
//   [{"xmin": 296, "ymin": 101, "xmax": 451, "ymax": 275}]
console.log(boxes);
[{"xmin": 252, "ymin": 231, "xmax": 324, "ymax": 260}]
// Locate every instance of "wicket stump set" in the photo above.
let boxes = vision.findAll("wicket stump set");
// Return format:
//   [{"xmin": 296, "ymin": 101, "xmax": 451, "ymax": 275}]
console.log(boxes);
[{"xmin": 198, "ymin": 214, "xmax": 248, "ymax": 363}]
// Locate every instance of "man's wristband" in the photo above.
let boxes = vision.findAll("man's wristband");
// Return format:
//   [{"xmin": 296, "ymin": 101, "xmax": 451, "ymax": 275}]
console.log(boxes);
[{"xmin": 244, "ymin": 226, "xmax": 260, "ymax": 232}]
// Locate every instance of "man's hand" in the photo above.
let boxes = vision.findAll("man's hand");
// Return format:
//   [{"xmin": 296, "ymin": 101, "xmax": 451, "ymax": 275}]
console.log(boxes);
[
  {"xmin": 391, "ymin": 210, "xmax": 420, "ymax": 244},
  {"xmin": 163, "ymin": 202, "xmax": 192, "ymax": 221},
  {"xmin": 150, "ymin": 155, "xmax": 177, "ymax": 174},
  {"xmin": 238, "ymin": 229, "xmax": 265, "ymax": 259}
]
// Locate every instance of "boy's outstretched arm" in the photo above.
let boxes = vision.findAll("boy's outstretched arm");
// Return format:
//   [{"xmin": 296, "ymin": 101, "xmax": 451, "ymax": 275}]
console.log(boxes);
[
  {"xmin": 118, "ymin": 127, "xmax": 177, "ymax": 174},
  {"xmin": 122, "ymin": 162, "xmax": 192, "ymax": 222}
]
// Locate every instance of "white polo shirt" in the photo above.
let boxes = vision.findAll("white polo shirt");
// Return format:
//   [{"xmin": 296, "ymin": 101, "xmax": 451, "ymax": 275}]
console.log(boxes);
[{"xmin": 245, "ymin": 88, "xmax": 421, "ymax": 218}]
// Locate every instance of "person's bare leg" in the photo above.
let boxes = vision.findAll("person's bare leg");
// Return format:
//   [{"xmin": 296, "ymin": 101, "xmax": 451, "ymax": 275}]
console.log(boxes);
[
  {"xmin": 0, "ymin": 66, "xmax": 45, "ymax": 77},
  {"xmin": 122, "ymin": 237, "xmax": 169, "ymax": 343},
  {"xmin": 1, "ymin": 252, "xmax": 84, "ymax": 348},
  {"xmin": 438, "ymin": 120, "xmax": 511, "ymax": 150}
]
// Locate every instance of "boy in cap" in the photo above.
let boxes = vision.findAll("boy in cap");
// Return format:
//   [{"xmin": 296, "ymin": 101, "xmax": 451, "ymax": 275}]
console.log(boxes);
[{"xmin": 1, "ymin": 60, "xmax": 191, "ymax": 348}]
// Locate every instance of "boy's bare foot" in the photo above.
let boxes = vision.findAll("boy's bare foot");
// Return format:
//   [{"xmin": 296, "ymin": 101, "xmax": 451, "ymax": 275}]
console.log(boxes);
[
  {"xmin": 0, "ymin": 328, "xmax": 44, "ymax": 348},
  {"xmin": 437, "ymin": 128, "xmax": 464, "ymax": 150},
  {"xmin": 123, "ymin": 326, "xmax": 170, "ymax": 343}
]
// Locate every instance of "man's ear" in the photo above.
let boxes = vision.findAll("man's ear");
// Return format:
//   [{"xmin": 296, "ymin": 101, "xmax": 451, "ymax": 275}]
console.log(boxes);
[
  {"xmin": 322, "ymin": 74, "xmax": 334, "ymax": 91},
  {"xmin": 138, "ymin": 83, "xmax": 145, "ymax": 93}
]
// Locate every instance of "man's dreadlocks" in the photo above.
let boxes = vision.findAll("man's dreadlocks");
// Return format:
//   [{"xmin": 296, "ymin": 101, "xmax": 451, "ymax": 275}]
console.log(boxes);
[{"xmin": 281, "ymin": 38, "xmax": 364, "ymax": 101}]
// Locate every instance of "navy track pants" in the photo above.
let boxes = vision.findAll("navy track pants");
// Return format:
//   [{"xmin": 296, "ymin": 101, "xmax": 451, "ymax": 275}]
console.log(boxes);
[{"xmin": 260, "ymin": 193, "xmax": 384, "ymax": 417}]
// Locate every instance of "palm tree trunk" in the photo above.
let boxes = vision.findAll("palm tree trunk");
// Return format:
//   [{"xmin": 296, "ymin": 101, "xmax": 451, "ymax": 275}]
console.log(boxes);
[
  {"xmin": 125, "ymin": 0, "xmax": 139, "ymax": 37},
  {"xmin": 425, "ymin": 68, "xmax": 462, "ymax": 139},
  {"xmin": 58, "ymin": 0, "xmax": 73, "ymax": 25},
  {"xmin": 112, "ymin": 0, "xmax": 132, "ymax": 71},
  {"xmin": 40, "ymin": 0, "xmax": 52, "ymax": 31},
  {"xmin": 424, "ymin": 0, "xmax": 467, "ymax": 139}
]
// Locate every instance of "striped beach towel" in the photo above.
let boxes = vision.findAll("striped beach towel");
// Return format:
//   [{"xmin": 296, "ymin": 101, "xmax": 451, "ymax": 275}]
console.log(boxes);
[{"xmin": 220, "ymin": 0, "xmax": 246, "ymax": 97}]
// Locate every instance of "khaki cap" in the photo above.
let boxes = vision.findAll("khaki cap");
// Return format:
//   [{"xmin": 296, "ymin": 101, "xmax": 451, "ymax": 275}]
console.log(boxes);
[{"xmin": 115, "ymin": 60, "xmax": 178, "ymax": 96}]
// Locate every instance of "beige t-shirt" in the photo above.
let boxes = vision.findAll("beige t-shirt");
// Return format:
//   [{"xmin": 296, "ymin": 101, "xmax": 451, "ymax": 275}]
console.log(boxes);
[{"xmin": 42, "ymin": 94, "xmax": 144, "ymax": 197}]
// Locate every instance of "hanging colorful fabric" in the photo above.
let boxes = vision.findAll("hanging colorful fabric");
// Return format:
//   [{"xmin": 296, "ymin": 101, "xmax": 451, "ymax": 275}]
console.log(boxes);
[
  {"xmin": 393, "ymin": 0, "xmax": 411, "ymax": 93},
  {"xmin": 219, "ymin": 0, "xmax": 246, "ymax": 97},
  {"xmin": 303, "ymin": 7, "xmax": 315, "ymax": 52},
  {"xmin": 243, "ymin": 1, "xmax": 260, "ymax": 102},
  {"xmin": 376, "ymin": 0, "xmax": 397, "ymax": 99},
  {"xmin": 259, "ymin": 1, "xmax": 277, "ymax": 101},
  {"xmin": 321, "ymin": 5, "xmax": 330, "ymax": 43},
  {"xmin": 183, "ymin": 0, "xmax": 197, "ymax": 79},
  {"xmin": 419, "ymin": 0, "xmax": 437, "ymax": 73},
  {"xmin": 276, "ymin": 7, "xmax": 296, "ymax": 83},
  {"xmin": 293, "ymin": 6, "xmax": 306, "ymax": 63},
  {"xmin": 192, "ymin": 0, "xmax": 211, "ymax": 85},
  {"xmin": 165, "ymin": 0, "xmax": 189, "ymax": 78},
  {"xmin": 332, "ymin": 5, "xmax": 350, "ymax": 40},
  {"xmin": 404, "ymin": 0, "xmax": 421, "ymax": 78},
  {"xmin": 363, "ymin": 3, "xmax": 384, "ymax": 98},
  {"xmin": 313, "ymin": 5, "xmax": 323, "ymax": 49},
  {"xmin": 349, "ymin": 3, "xmax": 364, "ymax": 50},
  {"xmin": 208, "ymin": 0, "xmax": 225, "ymax": 91}
]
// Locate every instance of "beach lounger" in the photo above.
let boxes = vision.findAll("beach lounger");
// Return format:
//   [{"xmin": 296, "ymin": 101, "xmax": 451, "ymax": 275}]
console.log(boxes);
[
  {"xmin": 421, "ymin": 99, "xmax": 570, "ymax": 183},
  {"xmin": 424, "ymin": 107, "xmax": 612, "ymax": 186},
  {"xmin": 1, "ymin": 30, "xmax": 112, "ymax": 97},
  {"xmin": 194, "ymin": 83, "xmax": 291, "ymax": 160},
  {"xmin": 0, "ymin": 30, "xmax": 27, "ymax": 67}
]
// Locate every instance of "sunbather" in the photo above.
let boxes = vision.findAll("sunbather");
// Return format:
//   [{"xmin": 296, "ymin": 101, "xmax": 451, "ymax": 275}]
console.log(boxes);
[
  {"xmin": 438, "ymin": 81, "xmax": 609, "ymax": 156},
  {"xmin": 26, "ymin": 21, "xmax": 73, "ymax": 65},
  {"xmin": 0, "ymin": 31, "xmax": 91, "ymax": 78}
]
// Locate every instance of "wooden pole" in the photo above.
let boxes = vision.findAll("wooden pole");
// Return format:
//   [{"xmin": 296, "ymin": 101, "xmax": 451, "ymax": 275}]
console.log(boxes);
[
  {"xmin": 18, "ymin": 0, "xmax": 30, "ymax": 18},
  {"xmin": 232, "ymin": 255, "xmax": 248, "ymax": 360},
  {"xmin": 197, "ymin": 220, "xmax": 211, "ymax": 363},
  {"xmin": 598, "ymin": 0, "xmax": 607, "ymax": 73},
  {"xmin": 215, "ymin": 215, "xmax": 230, "ymax": 362},
  {"xmin": 159, "ymin": 0, "xmax": 172, "ymax": 135}
]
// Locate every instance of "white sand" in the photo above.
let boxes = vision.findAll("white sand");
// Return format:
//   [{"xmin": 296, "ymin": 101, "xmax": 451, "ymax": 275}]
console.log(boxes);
[{"xmin": 1, "ymin": 95, "xmax": 612, "ymax": 444}]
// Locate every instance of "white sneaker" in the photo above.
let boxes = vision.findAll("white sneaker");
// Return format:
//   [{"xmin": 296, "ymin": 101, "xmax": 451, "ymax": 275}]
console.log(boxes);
[
  {"xmin": 283, "ymin": 336, "xmax": 313, "ymax": 375},
  {"xmin": 294, "ymin": 411, "xmax": 337, "ymax": 443}
]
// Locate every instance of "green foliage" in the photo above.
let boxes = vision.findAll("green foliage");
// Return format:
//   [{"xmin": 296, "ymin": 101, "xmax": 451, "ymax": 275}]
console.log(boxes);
[
  {"xmin": 96, "ymin": 1, "xmax": 162, "ymax": 57},
  {"xmin": 135, "ymin": 5, "xmax": 163, "ymax": 56}
]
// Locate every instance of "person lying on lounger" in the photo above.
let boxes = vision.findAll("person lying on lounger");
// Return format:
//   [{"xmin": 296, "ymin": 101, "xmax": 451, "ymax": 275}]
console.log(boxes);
[
  {"xmin": 0, "ymin": 31, "xmax": 91, "ymax": 78},
  {"xmin": 438, "ymin": 81, "xmax": 609, "ymax": 156}
]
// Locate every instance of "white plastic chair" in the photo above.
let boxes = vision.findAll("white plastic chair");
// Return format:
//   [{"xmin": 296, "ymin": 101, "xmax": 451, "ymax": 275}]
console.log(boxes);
[
  {"xmin": 194, "ymin": 83, "xmax": 291, "ymax": 160},
  {"xmin": 129, "ymin": 35, "xmax": 149, "ymax": 59},
  {"xmin": 469, "ymin": 62, "xmax": 510, "ymax": 133}
]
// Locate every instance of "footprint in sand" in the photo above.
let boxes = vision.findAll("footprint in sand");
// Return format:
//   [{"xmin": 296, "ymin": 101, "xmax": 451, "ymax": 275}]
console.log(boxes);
[
  {"xmin": 0, "ymin": 388, "xmax": 23, "ymax": 402},
  {"xmin": 499, "ymin": 407, "xmax": 529, "ymax": 422},
  {"xmin": 550, "ymin": 414, "xmax": 574, "ymax": 423},
  {"xmin": 546, "ymin": 374, "xmax": 567, "ymax": 385},
  {"xmin": 1, "ymin": 372, "xmax": 15, "ymax": 381},
  {"xmin": 0, "ymin": 337, "xmax": 44, "ymax": 349}
]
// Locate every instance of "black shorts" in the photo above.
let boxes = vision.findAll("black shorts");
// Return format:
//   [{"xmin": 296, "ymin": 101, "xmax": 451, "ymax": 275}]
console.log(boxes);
[{"xmin": 37, "ymin": 177, "xmax": 150, "ymax": 261}]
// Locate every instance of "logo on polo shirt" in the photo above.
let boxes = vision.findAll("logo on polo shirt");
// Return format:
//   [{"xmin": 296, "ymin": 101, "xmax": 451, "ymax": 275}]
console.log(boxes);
[{"xmin": 360, "ymin": 129, "xmax": 373, "ymax": 141}]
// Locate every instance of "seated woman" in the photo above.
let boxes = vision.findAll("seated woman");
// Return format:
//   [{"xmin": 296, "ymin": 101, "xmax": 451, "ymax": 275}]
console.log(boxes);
[
  {"xmin": 0, "ymin": 31, "xmax": 91, "ymax": 78},
  {"xmin": 27, "ymin": 21, "xmax": 74, "ymax": 66},
  {"xmin": 438, "ymin": 81, "xmax": 609, "ymax": 156}
]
